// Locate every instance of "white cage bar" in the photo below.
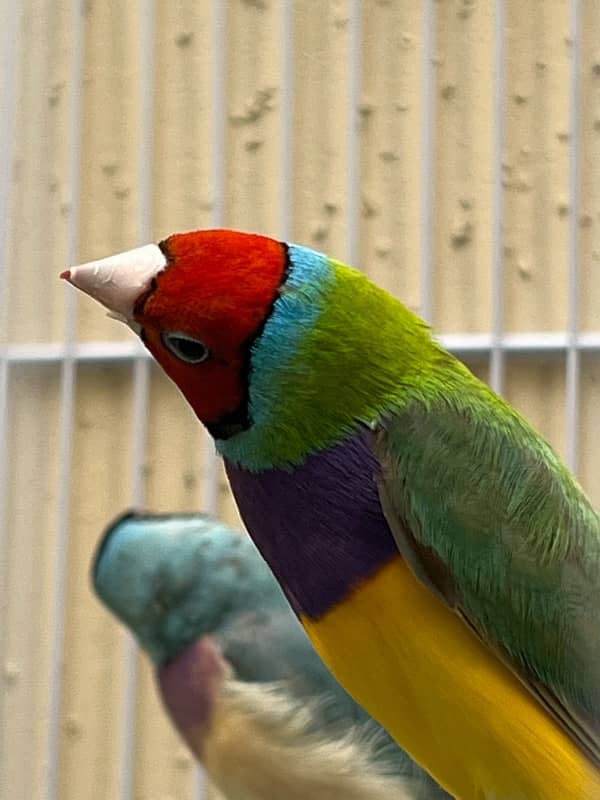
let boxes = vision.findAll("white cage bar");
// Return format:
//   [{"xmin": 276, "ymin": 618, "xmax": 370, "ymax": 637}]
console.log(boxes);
[
  {"xmin": 565, "ymin": 0, "xmax": 582, "ymax": 473},
  {"xmin": 489, "ymin": 0, "xmax": 506, "ymax": 395},
  {"xmin": 45, "ymin": 0, "xmax": 85, "ymax": 792}
]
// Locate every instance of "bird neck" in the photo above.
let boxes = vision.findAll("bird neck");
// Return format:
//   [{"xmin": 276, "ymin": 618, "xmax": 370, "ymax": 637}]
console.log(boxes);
[{"xmin": 217, "ymin": 246, "xmax": 462, "ymax": 472}]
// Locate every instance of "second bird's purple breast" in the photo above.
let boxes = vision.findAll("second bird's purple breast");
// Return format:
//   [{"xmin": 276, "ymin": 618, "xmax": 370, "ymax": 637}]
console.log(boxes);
[{"xmin": 225, "ymin": 428, "xmax": 398, "ymax": 620}]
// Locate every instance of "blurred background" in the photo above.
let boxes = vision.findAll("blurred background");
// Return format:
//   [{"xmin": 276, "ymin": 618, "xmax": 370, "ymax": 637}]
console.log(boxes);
[{"xmin": 1, "ymin": 1, "xmax": 600, "ymax": 798}]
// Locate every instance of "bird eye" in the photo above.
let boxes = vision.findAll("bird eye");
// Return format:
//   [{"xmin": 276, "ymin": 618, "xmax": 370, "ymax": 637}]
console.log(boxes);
[{"xmin": 161, "ymin": 332, "xmax": 210, "ymax": 364}]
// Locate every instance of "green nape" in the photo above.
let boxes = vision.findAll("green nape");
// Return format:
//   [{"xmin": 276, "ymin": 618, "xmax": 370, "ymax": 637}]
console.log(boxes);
[{"xmin": 219, "ymin": 257, "xmax": 486, "ymax": 471}]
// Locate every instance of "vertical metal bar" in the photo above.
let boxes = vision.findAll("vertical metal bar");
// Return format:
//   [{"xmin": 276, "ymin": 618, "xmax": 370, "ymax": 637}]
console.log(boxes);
[
  {"xmin": 46, "ymin": 0, "xmax": 85, "ymax": 791},
  {"xmin": 119, "ymin": 357, "xmax": 150, "ymax": 800},
  {"xmin": 211, "ymin": 0, "xmax": 226, "ymax": 232},
  {"xmin": 131, "ymin": 361, "xmax": 152, "ymax": 506},
  {"xmin": 137, "ymin": 2, "xmax": 156, "ymax": 246},
  {"xmin": 47, "ymin": 347, "xmax": 77, "ymax": 800},
  {"xmin": 200, "ymin": 427, "xmax": 219, "ymax": 520},
  {"xmin": 0, "ymin": 356, "xmax": 10, "ymax": 692},
  {"xmin": 0, "ymin": 0, "xmax": 21, "ymax": 615},
  {"xmin": 0, "ymin": 359, "xmax": 9, "ymax": 540},
  {"xmin": 0, "ymin": 0, "xmax": 20, "ymax": 335},
  {"xmin": 199, "ymin": 0, "xmax": 227, "ymax": 528},
  {"xmin": 346, "ymin": 0, "xmax": 362, "ymax": 266},
  {"xmin": 278, "ymin": 0, "xmax": 294, "ymax": 243},
  {"xmin": 489, "ymin": 0, "xmax": 506, "ymax": 394},
  {"xmin": 0, "ymin": 0, "xmax": 21, "ymax": 777},
  {"xmin": 0, "ymin": 0, "xmax": 21, "ymax": 558},
  {"xmin": 420, "ymin": 0, "xmax": 435, "ymax": 324},
  {"xmin": 118, "ymin": 1, "xmax": 156, "ymax": 797},
  {"xmin": 566, "ymin": 0, "xmax": 581, "ymax": 473}
]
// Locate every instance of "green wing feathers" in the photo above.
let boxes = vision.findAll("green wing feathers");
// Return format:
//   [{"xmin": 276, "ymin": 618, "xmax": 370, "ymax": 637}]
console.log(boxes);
[{"xmin": 373, "ymin": 379, "xmax": 600, "ymax": 764}]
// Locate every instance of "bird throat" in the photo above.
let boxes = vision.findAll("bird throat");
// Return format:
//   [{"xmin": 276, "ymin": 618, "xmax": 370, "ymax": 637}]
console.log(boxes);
[{"xmin": 206, "ymin": 408, "xmax": 249, "ymax": 440}]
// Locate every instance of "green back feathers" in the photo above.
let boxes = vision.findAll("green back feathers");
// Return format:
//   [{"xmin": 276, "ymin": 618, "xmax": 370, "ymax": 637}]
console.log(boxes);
[{"xmin": 375, "ymin": 383, "xmax": 600, "ymax": 731}]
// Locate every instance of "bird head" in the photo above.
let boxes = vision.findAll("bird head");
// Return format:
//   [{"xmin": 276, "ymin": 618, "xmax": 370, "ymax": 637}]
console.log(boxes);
[
  {"xmin": 63, "ymin": 230, "xmax": 287, "ymax": 434},
  {"xmin": 93, "ymin": 510, "xmax": 287, "ymax": 665},
  {"xmin": 62, "ymin": 229, "xmax": 440, "ymax": 468}
]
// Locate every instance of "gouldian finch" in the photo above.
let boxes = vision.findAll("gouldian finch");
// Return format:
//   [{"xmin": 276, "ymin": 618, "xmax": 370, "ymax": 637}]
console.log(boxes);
[
  {"xmin": 63, "ymin": 230, "xmax": 600, "ymax": 799},
  {"xmin": 93, "ymin": 511, "xmax": 449, "ymax": 800}
]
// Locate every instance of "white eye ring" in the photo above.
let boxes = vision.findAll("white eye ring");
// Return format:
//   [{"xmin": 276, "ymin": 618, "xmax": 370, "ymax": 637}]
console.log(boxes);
[{"xmin": 161, "ymin": 331, "xmax": 210, "ymax": 364}]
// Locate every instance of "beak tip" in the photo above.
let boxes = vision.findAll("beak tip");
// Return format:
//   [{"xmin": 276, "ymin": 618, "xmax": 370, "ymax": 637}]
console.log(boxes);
[{"xmin": 58, "ymin": 243, "xmax": 166, "ymax": 318}]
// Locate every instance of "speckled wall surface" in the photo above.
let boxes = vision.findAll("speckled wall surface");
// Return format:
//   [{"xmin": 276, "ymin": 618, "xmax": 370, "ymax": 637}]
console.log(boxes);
[{"xmin": 1, "ymin": 1, "xmax": 600, "ymax": 798}]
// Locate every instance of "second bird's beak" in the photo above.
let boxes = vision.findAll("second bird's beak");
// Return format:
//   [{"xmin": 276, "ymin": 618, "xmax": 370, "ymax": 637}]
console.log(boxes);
[{"xmin": 60, "ymin": 243, "xmax": 167, "ymax": 321}]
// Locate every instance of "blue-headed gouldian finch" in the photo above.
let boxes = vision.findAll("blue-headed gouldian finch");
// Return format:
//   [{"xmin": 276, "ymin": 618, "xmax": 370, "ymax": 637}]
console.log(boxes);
[
  {"xmin": 63, "ymin": 230, "xmax": 600, "ymax": 799},
  {"xmin": 93, "ymin": 511, "xmax": 449, "ymax": 800}
]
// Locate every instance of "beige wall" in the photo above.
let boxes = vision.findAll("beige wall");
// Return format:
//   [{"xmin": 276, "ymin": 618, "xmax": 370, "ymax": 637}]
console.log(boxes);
[{"xmin": 1, "ymin": 1, "xmax": 600, "ymax": 798}]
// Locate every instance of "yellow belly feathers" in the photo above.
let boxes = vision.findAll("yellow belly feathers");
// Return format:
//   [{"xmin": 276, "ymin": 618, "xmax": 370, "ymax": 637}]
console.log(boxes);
[{"xmin": 302, "ymin": 555, "xmax": 600, "ymax": 800}]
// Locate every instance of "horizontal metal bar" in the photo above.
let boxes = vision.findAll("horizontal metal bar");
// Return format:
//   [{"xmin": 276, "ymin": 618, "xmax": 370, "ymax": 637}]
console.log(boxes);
[
  {"xmin": 0, "ymin": 340, "xmax": 148, "ymax": 363},
  {"xmin": 3, "ymin": 332, "xmax": 600, "ymax": 366},
  {"xmin": 440, "ymin": 331, "xmax": 600, "ymax": 356}
]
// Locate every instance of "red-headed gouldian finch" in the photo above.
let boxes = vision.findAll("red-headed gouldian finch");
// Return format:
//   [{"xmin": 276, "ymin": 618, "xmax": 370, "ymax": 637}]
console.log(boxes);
[
  {"xmin": 63, "ymin": 230, "xmax": 600, "ymax": 799},
  {"xmin": 93, "ymin": 511, "xmax": 449, "ymax": 799}
]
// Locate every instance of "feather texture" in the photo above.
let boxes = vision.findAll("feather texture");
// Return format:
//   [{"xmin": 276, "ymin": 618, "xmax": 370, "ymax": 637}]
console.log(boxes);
[{"xmin": 200, "ymin": 679, "xmax": 431, "ymax": 800}]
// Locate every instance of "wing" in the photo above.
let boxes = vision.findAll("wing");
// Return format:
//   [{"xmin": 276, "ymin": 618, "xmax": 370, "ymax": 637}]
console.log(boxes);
[{"xmin": 371, "ymin": 389, "xmax": 600, "ymax": 766}]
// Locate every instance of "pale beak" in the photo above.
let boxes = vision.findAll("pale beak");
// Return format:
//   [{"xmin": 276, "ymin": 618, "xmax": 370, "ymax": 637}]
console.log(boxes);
[{"xmin": 60, "ymin": 243, "xmax": 167, "ymax": 320}]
